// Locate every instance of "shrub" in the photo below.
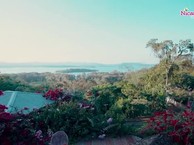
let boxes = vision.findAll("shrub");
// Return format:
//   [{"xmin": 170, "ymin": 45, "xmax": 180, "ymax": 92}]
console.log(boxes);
[{"xmin": 145, "ymin": 107, "xmax": 194, "ymax": 145}]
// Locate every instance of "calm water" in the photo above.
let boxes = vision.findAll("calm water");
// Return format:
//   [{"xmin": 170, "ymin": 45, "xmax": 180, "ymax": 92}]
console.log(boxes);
[{"xmin": 0, "ymin": 63, "xmax": 153, "ymax": 74}]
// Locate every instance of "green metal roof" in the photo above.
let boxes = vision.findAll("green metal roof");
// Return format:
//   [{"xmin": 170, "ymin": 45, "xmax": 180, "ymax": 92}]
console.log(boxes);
[{"xmin": 0, "ymin": 91, "xmax": 54, "ymax": 114}]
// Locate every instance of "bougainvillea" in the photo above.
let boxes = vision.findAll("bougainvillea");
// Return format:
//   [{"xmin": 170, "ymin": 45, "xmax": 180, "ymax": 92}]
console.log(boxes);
[
  {"xmin": 0, "ymin": 90, "xmax": 4, "ymax": 96},
  {"xmin": 0, "ymin": 103, "xmax": 52, "ymax": 145},
  {"xmin": 145, "ymin": 107, "xmax": 194, "ymax": 145},
  {"xmin": 43, "ymin": 89, "xmax": 72, "ymax": 102},
  {"xmin": 43, "ymin": 89, "xmax": 63, "ymax": 100},
  {"xmin": 0, "ymin": 88, "xmax": 75, "ymax": 144}
]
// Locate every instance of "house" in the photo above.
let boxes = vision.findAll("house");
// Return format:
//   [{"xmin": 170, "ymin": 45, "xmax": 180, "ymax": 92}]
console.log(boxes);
[{"xmin": 0, "ymin": 91, "xmax": 54, "ymax": 114}]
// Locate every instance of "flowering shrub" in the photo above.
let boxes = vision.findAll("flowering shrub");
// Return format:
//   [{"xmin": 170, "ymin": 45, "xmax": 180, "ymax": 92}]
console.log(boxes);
[
  {"xmin": 0, "ymin": 86, "xmax": 154, "ymax": 144},
  {"xmin": 0, "ymin": 104, "xmax": 13, "ymax": 121},
  {"xmin": 0, "ymin": 103, "xmax": 52, "ymax": 145},
  {"xmin": 145, "ymin": 108, "xmax": 194, "ymax": 145},
  {"xmin": 43, "ymin": 89, "xmax": 72, "ymax": 101},
  {"xmin": 0, "ymin": 104, "xmax": 8, "ymax": 112},
  {"xmin": 44, "ymin": 89, "xmax": 63, "ymax": 100}
]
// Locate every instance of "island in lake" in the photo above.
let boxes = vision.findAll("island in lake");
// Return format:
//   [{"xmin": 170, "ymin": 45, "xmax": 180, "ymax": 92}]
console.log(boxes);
[{"xmin": 56, "ymin": 68, "xmax": 98, "ymax": 73}]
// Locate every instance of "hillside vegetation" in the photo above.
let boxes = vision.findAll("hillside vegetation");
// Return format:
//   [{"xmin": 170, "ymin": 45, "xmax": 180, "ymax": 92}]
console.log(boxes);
[{"xmin": 0, "ymin": 39, "xmax": 194, "ymax": 145}]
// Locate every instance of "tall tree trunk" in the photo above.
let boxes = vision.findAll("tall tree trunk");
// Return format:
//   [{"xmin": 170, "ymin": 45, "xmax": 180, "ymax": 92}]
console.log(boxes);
[{"xmin": 165, "ymin": 68, "xmax": 168, "ymax": 88}]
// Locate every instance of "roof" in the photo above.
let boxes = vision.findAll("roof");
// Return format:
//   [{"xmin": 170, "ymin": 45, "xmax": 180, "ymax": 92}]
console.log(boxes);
[{"xmin": 0, "ymin": 91, "xmax": 54, "ymax": 114}]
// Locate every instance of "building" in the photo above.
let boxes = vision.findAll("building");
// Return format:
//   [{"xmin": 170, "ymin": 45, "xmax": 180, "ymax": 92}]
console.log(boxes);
[{"xmin": 0, "ymin": 91, "xmax": 54, "ymax": 114}]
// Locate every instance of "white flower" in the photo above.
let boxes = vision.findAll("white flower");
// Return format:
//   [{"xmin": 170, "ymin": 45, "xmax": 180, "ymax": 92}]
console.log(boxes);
[
  {"xmin": 98, "ymin": 134, "xmax": 106, "ymax": 139},
  {"xmin": 83, "ymin": 105, "xmax": 90, "ymax": 109},
  {"xmin": 107, "ymin": 118, "xmax": 113, "ymax": 123}
]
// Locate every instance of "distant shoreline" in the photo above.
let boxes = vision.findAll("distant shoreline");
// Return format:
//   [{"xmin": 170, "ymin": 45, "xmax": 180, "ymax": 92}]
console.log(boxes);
[
  {"xmin": 56, "ymin": 68, "xmax": 98, "ymax": 73},
  {"xmin": 0, "ymin": 63, "xmax": 154, "ymax": 74}
]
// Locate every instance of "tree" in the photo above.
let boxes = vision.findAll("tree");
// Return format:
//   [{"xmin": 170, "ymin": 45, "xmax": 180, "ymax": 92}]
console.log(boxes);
[{"xmin": 146, "ymin": 39, "xmax": 194, "ymax": 89}]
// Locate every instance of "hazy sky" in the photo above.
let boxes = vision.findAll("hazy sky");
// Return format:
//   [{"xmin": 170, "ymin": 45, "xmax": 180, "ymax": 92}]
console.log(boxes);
[{"xmin": 0, "ymin": 0, "xmax": 194, "ymax": 64}]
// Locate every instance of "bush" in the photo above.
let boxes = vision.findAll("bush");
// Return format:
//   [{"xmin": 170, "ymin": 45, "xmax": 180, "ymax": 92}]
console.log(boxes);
[{"xmin": 144, "ymin": 107, "xmax": 194, "ymax": 145}]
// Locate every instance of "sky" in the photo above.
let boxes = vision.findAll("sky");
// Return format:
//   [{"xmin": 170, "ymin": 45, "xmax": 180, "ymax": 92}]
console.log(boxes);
[{"xmin": 0, "ymin": 0, "xmax": 194, "ymax": 64}]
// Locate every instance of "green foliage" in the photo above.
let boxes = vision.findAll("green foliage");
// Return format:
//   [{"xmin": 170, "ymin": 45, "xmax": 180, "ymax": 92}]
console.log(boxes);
[
  {"xmin": 174, "ymin": 73, "xmax": 194, "ymax": 90},
  {"xmin": 30, "ymin": 98, "xmax": 134, "ymax": 143},
  {"xmin": 0, "ymin": 75, "xmax": 26, "ymax": 91},
  {"xmin": 90, "ymin": 85, "xmax": 126, "ymax": 114},
  {"xmin": 32, "ymin": 102, "xmax": 95, "ymax": 142}
]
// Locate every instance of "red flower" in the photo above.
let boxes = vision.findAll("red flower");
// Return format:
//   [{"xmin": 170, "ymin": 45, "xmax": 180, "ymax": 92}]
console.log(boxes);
[
  {"xmin": 0, "ymin": 112, "xmax": 13, "ymax": 120},
  {"xmin": 154, "ymin": 111, "xmax": 165, "ymax": 116},
  {"xmin": 182, "ymin": 110, "xmax": 190, "ymax": 117},
  {"xmin": 0, "ymin": 104, "xmax": 8, "ymax": 112},
  {"xmin": 169, "ymin": 131, "xmax": 177, "ymax": 136},
  {"xmin": 170, "ymin": 120, "xmax": 178, "ymax": 126},
  {"xmin": 148, "ymin": 109, "xmax": 194, "ymax": 145},
  {"xmin": 0, "ymin": 90, "xmax": 4, "ymax": 96},
  {"xmin": 44, "ymin": 89, "xmax": 63, "ymax": 101},
  {"xmin": 149, "ymin": 117, "xmax": 155, "ymax": 121}
]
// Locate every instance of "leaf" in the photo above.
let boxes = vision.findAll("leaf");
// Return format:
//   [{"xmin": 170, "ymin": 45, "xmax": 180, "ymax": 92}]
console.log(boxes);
[{"xmin": 87, "ymin": 117, "xmax": 94, "ymax": 127}]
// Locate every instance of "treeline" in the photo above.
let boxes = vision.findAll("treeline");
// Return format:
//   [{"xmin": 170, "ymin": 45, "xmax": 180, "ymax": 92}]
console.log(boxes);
[{"xmin": 0, "ymin": 71, "xmax": 127, "ymax": 92}]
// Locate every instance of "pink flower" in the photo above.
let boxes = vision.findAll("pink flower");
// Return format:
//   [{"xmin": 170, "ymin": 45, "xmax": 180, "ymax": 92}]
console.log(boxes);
[
  {"xmin": 187, "ymin": 101, "xmax": 192, "ymax": 108},
  {"xmin": 35, "ymin": 130, "xmax": 43, "ymax": 140}
]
